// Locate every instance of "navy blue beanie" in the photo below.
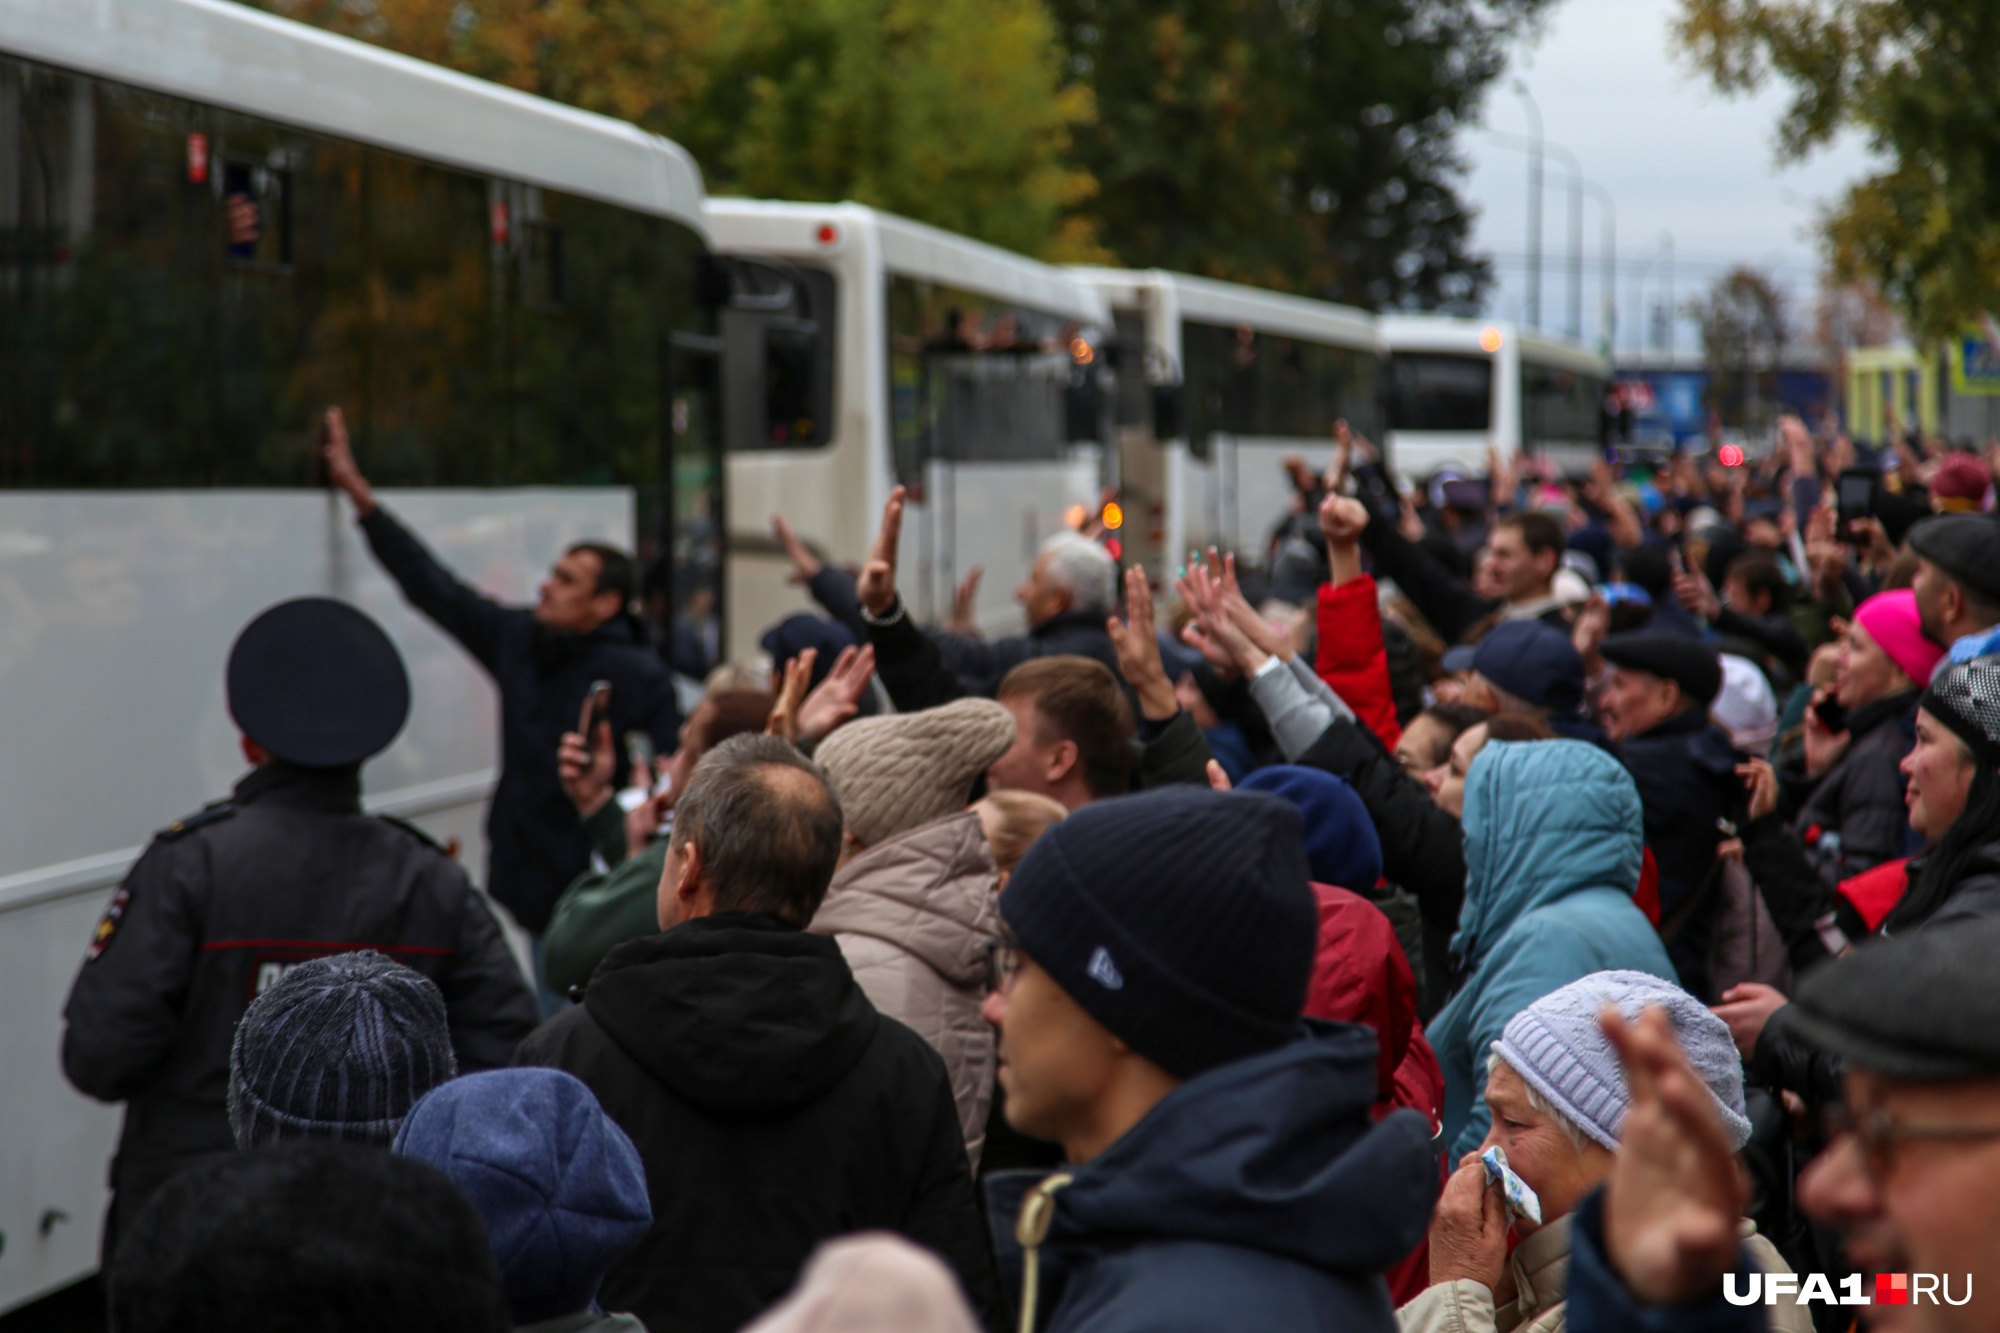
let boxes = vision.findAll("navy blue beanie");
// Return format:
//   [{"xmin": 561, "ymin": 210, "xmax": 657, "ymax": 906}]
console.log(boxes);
[
  {"xmin": 999, "ymin": 786, "xmax": 1317, "ymax": 1080},
  {"xmin": 760, "ymin": 613, "xmax": 855, "ymax": 691},
  {"xmin": 393, "ymin": 1068, "xmax": 652, "ymax": 1325},
  {"xmin": 1238, "ymin": 766, "xmax": 1383, "ymax": 891}
]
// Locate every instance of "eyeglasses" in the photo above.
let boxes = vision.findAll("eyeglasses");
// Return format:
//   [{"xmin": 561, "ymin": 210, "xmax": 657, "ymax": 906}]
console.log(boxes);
[
  {"xmin": 1823, "ymin": 1103, "xmax": 2000, "ymax": 1180},
  {"xmin": 985, "ymin": 940, "xmax": 1021, "ymax": 996}
]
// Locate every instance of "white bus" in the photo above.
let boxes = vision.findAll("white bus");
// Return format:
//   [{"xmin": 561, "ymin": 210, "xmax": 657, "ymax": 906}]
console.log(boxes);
[
  {"xmin": 1069, "ymin": 268, "xmax": 1381, "ymax": 580},
  {"xmin": 1381, "ymin": 315, "xmax": 1612, "ymax": 483},
  {"xmin": 0, "ymin": 0, "xmax": 717, "ymax": 1311},
  {"xmin": 706, "ymin": 199, "xmax": 1113, "ymax": 656}
]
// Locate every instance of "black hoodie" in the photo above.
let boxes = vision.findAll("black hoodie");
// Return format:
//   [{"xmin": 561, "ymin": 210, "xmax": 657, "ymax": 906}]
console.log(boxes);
[{"xmin": 514, "ymin": 913, "xmax": 1000, "ymax": 1333}]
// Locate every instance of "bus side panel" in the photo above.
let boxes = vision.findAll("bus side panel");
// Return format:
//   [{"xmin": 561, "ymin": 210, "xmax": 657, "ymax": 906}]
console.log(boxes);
[
  {"xmin": 923, "ymin": 456, "xmax": 1102, "ymax": 639},
  {"xmin": 0, "ymin": 488, "xmax": 624, "ymax": 1310},
  {"xmin": 1168, "ymin": 444, "xmax": 1221, "ymax": 568},
  {"xmin": 1216, "ymin": 437, "xmax": 1328, "ymax": 561},
  {"xmin": 0, "ymin": 889, "xmax": 122, "ymax": 1314},
  {"xmin": 724, "ymin": 446, "xmax": 871, "ymax": 664}
]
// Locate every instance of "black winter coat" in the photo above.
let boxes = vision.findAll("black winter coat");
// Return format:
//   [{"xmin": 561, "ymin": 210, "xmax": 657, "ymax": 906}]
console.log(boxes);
[
  {"xmin": 930, "ymin": 609, "xmax": 1123, "ymax": 699},
  {"xmin": 514, "ymin": 914, "xmax": 1001, "ymax": 1333},
  {"xmin": 1790, "ymin": 689, "xmax": 1919, "ymax": 889},
  {"xmin": 61, "ymin": 763, "xmax": 538, "ymax": 1251},
  {"xmin": 1295, "ymin": 718, "xmax": 1465, "ymax": 1015},
  {"xmin": 1616, "ymin": 708, "xmax": 1743, "ymax": 1001},
  {"xmin": 360, "ymin": 507, "xmax": 681, "ymax": 932}
]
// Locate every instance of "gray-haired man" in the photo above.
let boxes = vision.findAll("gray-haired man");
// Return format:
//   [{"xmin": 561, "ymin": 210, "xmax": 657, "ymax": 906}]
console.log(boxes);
[{"xmin": 515, "ymin": 734, "xmax": 999, "ymax": 1333}]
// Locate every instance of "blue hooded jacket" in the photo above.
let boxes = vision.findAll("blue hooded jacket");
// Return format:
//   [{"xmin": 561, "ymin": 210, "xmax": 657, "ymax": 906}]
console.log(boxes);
[
  {"xmin": 1428, "ymin": 741, "xmax": 1678, "ymax": 1159},
  {"xmin": 1004, "ymin": 1022, "xmax": 1437, "ymax": 1333}
]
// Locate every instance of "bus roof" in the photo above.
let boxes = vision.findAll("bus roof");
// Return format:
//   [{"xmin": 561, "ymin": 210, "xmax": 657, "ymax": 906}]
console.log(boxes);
[
  {"xmin": 1379, "ymin": 314, "xmax": 1609, "ymax": 376},
  {"xmin": 0, "ymin": 0, "xmax": 706, "ymax": 234},
  {"xmin": 707, "ymin": 198, "xmax": 1110, "ymax": 326},
  {"xmin": 1071, "ymin": 267, "xmax": 1376, "ymax": 351}
]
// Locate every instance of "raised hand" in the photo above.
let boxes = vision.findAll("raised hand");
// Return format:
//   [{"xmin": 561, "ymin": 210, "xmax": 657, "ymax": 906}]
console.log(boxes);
[
  {"xmin": 1601, "ymin": 1005, "xmax": 1748, "ymax": 1306},
  {"xmin": 1736, "ymin": 758, "xmax": 1778, "ymax": 823},
  {"xmin": 1673, "ymin": 566, "xmax": 1721, "ymax": 622},
  {"xmin": 1205, "ymin": 759, "xmax": 1233, "ymax": 792},
  {"xmin": 765, "ymin": 647, "xmax": 817, "ymax": 744},
  {"xmin": 795, "ymin": 644, "xmax": 876, "ymax": 746},
  {"xmin": 1107, "ymin": 565, "xmax": 1176, "ymax": 721},
  {"xmin": 770, "ymin": 513, "xmax": 823, "ymax": 585},
  {"xmin": 319, "ymin": 406, "xmax": 377, "ymax": 517},
  {"xmin": 1176, "ymin": 560, "xmax": 1265, "ymax": 677},
  {"xmin": 947, "ymin": 567, "xmax": 984, "ymax": 636},
  {"xmin": 856, "ymin": 487, "xmax": 906, "ymax": 617}
]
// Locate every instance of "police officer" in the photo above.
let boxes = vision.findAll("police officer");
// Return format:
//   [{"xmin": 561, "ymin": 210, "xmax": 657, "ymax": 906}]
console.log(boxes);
[{"xmin": 62, "ymin": 597, "xmax": 539, "ymax": 1254}]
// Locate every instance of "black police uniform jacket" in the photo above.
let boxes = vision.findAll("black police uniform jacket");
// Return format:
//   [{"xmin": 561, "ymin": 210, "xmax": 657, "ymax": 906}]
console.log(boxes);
[
  {"xmin": 360, "ymin": 505, "xmax": 682, "ymax": 933},
  {"xmin": 515, "ymin": 913, "xmax": 1003, "ymax": 1333},
  {"xmin": 61, "ymin": 763, "xmax": 539, "ymax": 1245}
]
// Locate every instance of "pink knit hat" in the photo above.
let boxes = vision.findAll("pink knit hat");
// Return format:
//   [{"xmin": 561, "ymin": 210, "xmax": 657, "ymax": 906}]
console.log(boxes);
[{"xmin": 1853, "ymin": 590, "xmax": 1945, "ymax": 686}]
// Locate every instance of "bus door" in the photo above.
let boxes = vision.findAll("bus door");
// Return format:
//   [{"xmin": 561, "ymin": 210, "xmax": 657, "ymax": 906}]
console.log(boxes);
[{"xmin": 665, "ymin": 332, "xmax": 727, "ymax": 693}]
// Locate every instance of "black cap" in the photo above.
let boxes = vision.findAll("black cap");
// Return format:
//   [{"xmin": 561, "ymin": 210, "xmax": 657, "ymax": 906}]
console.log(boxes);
[
  {"xmin": 1782, "ymin": 918, "xmax": 2000, "ymax": 1080},
  {"xmin": 1908, "ymin": 514, "xmax": 2000, "ymax": 607},
  {"xmin": 1442, "ymin": 620, "xmax": 1584, "ymax": 711},
  {"xmin": 227, "ymin": 598, "xmax": 410, "ymax": 767},
  {"xmin": 1600, "ymin": 631, "xmax": 1723, "ymax": 707}
]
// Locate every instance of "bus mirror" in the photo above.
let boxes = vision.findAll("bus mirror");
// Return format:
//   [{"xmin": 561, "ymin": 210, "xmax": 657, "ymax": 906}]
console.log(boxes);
[{"xmin": 1150, "ymin": 384, "xmax": 1185, "ymax": 441}]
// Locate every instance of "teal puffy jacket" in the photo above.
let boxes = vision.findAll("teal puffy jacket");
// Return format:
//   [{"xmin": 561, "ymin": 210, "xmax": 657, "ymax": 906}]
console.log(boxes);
[{"xmin": 1429, "ymin": 740, "xmax": 1679, "ymax": 1158}]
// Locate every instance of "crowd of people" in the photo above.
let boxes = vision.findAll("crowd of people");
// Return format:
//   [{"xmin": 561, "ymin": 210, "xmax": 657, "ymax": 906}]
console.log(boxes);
[{"xmin": 56, "ymin": 407, "xmax": 2000, "ymax": 1333}]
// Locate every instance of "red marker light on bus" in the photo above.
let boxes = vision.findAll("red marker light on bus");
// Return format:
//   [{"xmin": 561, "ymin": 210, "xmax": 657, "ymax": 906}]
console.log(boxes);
[
  {"xmin": 1105, "ymin": 537, "xmax": 1123, "ymax": 561},
  {"xmin": 1478, "ymin": 326, "xmax": 1504, "ymax": 354},
  {"xmin": 816, "ymin": 224, "xmax": 838, "ymax": 245},
  {"xmin": 186, "ymin": 133, "xmax": 209, "ymax": 184},
  {"xmin": 1070, "ymin": 337, "xmax": 1095, "ymax": 365},
  {"xmin": 1719, "ymin": 444, "xmax": 1745, "ymax": 467}
]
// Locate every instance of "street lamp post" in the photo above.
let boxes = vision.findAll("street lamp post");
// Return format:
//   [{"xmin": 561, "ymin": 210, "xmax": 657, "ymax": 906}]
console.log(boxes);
[
  {"xmin": 1513, "ymin": 81, "xmax": 1543, "ymax": 332},
  {"xmin": 1480, "ymin": 128, "xmax": 1612, "ymax": 351}
]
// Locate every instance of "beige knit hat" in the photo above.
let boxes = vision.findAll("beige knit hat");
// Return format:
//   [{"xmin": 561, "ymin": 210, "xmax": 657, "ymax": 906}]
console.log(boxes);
[{"xmin": 815, "ymin": 698, "xmax": 1017, "ymax": 848}]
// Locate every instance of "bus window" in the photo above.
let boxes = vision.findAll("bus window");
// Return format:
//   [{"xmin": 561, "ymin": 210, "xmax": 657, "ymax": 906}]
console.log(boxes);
[
  {"xmin": 720, "ymin": 261, "xmax": 835, "ymax": 449},
  {"xmin": 1522, "ymin": 361, "xmax": 1607, "ymax": 446},
  {"xmin": 1387, "ymin": 353, "xmax": 1493, "ymax": 432},
  {"xmin": 1181, "ymin": 320, "xmax": 1381, "ymax": 458}
]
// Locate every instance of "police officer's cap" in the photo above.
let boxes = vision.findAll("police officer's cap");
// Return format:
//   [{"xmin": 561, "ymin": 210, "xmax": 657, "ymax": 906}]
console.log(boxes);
[
  {"xmin": 1908, "ymin": 514, "xmax": 2000, "ymax": 608},
  {"xmin": 1600, "ymin": 631, "xmax": 1723, "ymax": 707},
  {"xmin": 1783, "ymin": 915, "xmax": 2000, "ymax": 1081},
  {"xmin": 227, "ymin": 598, "xmax": 410, "ymax": 767}
]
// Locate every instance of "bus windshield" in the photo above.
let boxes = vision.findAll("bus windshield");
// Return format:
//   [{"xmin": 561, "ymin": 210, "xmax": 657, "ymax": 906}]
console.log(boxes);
[
  {"xmin": 1387, "ymin": 352, "xmax": 1493, "ymax": 432},
  {"xmin": 1523, "ymin": 359, "xmax": 1608, "ymax": 446}
]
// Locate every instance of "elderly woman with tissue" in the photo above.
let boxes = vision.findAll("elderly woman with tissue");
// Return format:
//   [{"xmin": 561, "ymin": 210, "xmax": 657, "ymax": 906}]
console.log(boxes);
[{"xmin": 1399, "ymin": 971, "xmax": 1812, "ymax": 1333}]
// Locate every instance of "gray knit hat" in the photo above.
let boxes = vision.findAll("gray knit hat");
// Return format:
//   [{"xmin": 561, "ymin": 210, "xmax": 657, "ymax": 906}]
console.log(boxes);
[
  {"xmin": 228, "ymin": 951, "xmax": 458, "ymax": 1149},
  {"xmin": 1491, "ymin": 969, "xmax": 1753, "ymax": 1153},
  {"xmin": 815, "ymin": 698, "xmax": 1016, "ymax": 848}
]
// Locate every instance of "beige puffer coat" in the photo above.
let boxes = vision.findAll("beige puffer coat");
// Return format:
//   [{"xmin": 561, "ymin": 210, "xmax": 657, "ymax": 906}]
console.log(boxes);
[
  {"xmin": 809, "ymin": 810, "xmax": 1000, "ymax": 1169},
  {"xmin": 1397, "ymin": 1213, "xmax": 1815, "ymax": 1333}
]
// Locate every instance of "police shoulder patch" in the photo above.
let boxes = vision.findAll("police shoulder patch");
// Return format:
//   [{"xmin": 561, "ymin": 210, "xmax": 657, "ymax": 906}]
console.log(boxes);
[
  {"xmin": 155, "ymin": 800, "xmax": 236, "ymax": 841},
  {"xmin": 84, "ymin": 886, "xmax": 131, "ymax": 962}
]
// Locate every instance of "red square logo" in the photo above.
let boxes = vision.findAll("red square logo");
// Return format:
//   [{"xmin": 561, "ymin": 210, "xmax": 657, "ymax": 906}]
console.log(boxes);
[{"xmin": 1876, "ymin": 1273, "xmax": 1909, "ymax": 1305}]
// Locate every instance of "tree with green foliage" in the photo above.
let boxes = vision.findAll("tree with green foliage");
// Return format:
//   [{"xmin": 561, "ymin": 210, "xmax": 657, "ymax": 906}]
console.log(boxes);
[
  {"xmin": 1690, "ymin": 266, "xmax": 1787, "ymax": 429},
  {"xmin": 1676, "ymin": 0, "xmax": 2000, "ymax": 341},
  {"xmin": 259, "ymin": 0, "xmax": 1099, "ymax": 260},
  {"xmin": 1050, "ymin": 0, "xmax": 1554, "ymax": 308}
]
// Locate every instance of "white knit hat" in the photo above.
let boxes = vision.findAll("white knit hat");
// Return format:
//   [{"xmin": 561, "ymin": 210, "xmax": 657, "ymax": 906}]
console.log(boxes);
[
  {"xmin": 814, "ymin": 699, "xmax": 1016, "ymax": 848},
  {"xmin": 1711, "ymin": 654, "xmax": 1778, "ymax": 753},
  {"xmin": 1491, "ymin": 969, "xmax": 1754, "ymax": 1152}
]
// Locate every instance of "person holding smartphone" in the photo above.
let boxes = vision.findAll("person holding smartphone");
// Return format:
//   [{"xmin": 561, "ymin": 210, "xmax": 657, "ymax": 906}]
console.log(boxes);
[{"xmin": 320, "ymin": 408, "xmax": 681, "ymax": 1006}]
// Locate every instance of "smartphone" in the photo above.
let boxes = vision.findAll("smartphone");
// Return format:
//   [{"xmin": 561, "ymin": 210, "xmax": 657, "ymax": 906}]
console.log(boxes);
[
  {"xmin": 1812, "ymin": 693, "xmax": 1848, "ymax": 735},
  {"xmin": 625, "ymin": 731, "xmax": 654, "ymax": 786},
  {"xmin": 1836, "ymin": 469, "xmax": 1876, "ymax": 537},
  {"xmin": 581, "ymin": 680, "xmax": 612, "ymax": 739}
]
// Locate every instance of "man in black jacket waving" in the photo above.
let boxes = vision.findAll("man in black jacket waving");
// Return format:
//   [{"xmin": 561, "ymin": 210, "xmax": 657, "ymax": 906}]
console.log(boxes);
[
  {"xmin": 322, "ymin": 408, "xmax": 681, "ymax": 966},
  {"xmin": 516, "ymin": 733, "xmax": 1000, "ymax": 1333}
]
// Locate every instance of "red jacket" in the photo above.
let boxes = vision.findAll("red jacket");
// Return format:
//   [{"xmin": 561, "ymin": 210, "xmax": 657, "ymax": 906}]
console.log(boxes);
[
  {"xmin": 1305, "ymin": 883, "xmax": 1444, "ymax": 1305},
  {"xmin": 1316, "ymin": 575, "xmax": 1402, "ymax": 751}
]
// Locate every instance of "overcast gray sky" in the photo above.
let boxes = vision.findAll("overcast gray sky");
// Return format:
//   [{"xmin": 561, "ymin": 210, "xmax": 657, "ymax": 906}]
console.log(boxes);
[{"xmin": 1456, "ymin": 0, "xmax": 1879, "ymax": 361}]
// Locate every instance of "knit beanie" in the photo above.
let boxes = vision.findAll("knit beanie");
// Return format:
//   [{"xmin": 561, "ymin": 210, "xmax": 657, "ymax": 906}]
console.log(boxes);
[
  {"xmin": 1854, "ymin": 589, "xmax": 1945, "ymax": 687},
  {"xmin": 1921, "ymin": 654, "xmax": 2000, "ymax": 766},
  {"xmin": 393, "ymin": 1069, "xmax": 652, "ymax": 1325},
  {"xmin": 1491, "ymin": 969, "xmax": 1753, "ymax": 1153},
  {"xmin": 815, "ymin": 698, "xmax": 1016, "ymax": 848},
  {"xmin": 107, "ymin": 1141, "xmax": 508, "ymax": 1333},
  {"xmin": 1711, "ymin": 654, "xmax": 1778, "ymax": 753},
  {"xmin": 999, "ymin": 786, "xmax": 1317, "ymax": 1080},
  {"xmin": 228, "ymin": 950, "xmax": 457, "ymax": 1148},
  {"xmin": 1238, "ymin": 766, "xmax": 1384, "ymax": 891}
]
